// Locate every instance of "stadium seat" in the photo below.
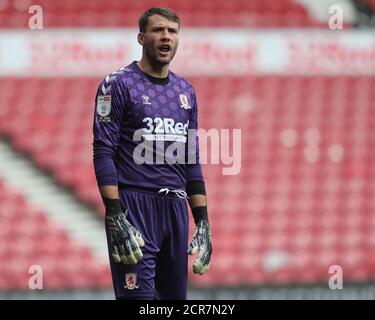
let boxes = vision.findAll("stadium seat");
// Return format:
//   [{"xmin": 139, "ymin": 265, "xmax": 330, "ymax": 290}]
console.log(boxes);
[
  {"xmin": 1, "ymin": 75, "xmax": 375, "ymax": 287},
  {"xmin": 0, "ymin": 0, "xmax": 326, "ymax": 28},
  {"xmin": 0, "ymin": 181, "xmax": 111, "ymax": 290}
]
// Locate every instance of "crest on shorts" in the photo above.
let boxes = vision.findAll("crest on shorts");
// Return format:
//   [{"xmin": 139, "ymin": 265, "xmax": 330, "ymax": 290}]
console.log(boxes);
[{"xmin": 124, "ymin": 273, "xmax": 139, "ymax": 290}]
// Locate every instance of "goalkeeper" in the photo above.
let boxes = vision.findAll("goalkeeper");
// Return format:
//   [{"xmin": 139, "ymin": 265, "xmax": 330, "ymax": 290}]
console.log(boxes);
[{"xmin": 92, "ymin": 7, "xmax": 212, "ymax": 300}]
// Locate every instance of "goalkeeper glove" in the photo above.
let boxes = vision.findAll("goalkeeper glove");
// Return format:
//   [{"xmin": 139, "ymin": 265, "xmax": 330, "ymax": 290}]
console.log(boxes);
[
  {"xmin": 104, "ymin": 198, "xmax": 145, "ymax": 265},
  {"xmin": 187, "ymin": 207, "xmax": 212, "ymax": 275}
]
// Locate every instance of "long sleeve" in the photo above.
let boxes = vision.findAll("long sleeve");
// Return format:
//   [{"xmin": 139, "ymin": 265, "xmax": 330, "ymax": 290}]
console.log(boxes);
[
  {"xmin": 92, "ymin": 78, "xmax": 127, "ymax": 186},
  {"xmin": 186, "ymin": 89, "xmax": 204, "ymax": 182}
]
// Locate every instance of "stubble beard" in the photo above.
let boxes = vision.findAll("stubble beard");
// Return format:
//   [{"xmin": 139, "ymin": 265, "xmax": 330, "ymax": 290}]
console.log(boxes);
[{"xmin": 145, "ymin": 43, "xmax": 178, "ymax": 68}]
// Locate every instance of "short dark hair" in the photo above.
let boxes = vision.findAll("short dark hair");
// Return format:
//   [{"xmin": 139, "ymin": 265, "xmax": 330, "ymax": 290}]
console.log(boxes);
[{"xmin": 138, "ymin": 7, "xmax": 180, "ymax": 32}]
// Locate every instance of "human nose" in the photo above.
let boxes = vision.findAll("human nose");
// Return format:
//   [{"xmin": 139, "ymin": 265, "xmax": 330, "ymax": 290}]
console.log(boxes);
[{"xmin": 160, "ymin": 30, "xmax": 172, "ymax": 41}]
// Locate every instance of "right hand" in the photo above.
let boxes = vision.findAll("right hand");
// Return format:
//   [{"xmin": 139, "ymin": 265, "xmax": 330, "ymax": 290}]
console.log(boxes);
[{"xmin": 107, "ymin": 209, "xmax": 145, "ymax": 265}]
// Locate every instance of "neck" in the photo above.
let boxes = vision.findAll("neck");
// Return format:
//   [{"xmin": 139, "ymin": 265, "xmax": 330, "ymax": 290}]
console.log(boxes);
[{"xmin": 137, "ymin": 57, "xmax": 169, "ymax": 78}]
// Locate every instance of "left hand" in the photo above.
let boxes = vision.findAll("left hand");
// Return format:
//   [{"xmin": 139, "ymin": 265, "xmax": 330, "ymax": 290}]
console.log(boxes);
[{"xmin": 187, "ymin": 220, "xmax": 212, "ymax": 275}]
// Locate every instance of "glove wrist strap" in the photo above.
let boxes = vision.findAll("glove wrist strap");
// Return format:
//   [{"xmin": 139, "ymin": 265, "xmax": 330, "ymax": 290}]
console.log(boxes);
[
  {"xmin": 103, "ymin": 198, "xmax": 122, "ymax": 216},
  {"xmin": 192, "ymin": 206, "xmax": 208, "ymax": 225}
]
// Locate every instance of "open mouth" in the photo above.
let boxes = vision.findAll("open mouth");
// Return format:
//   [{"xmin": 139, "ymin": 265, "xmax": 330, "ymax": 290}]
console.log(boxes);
[{"xmin": 158, "ymin": 44, "xmax": 171, "ymax": 54}]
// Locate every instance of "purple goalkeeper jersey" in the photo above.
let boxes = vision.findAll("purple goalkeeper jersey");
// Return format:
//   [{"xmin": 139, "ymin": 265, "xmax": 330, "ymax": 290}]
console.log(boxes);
[{"xmin": 93, "ymin": 61, "xmax": 203, "ymax": 191}]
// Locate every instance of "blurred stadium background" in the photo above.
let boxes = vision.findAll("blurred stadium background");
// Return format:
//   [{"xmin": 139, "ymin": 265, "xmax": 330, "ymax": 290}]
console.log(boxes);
[{"xmin": 1, "ymin": 0, "xmax": 375, "ymax": 300}]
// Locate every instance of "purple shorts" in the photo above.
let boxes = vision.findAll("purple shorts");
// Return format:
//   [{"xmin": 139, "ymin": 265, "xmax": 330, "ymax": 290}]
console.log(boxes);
[{"xmin": 105, "ymin": 187, "xmax": 189, "ymax": 300}]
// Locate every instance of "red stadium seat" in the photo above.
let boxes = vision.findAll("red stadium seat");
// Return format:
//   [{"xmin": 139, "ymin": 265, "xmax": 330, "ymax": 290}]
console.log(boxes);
[
  {"xmin": 0, "ymin": 0, "xmax": 327, "ymax": 28},
  {"xmin": 0, "ymin": 180, "xmax": 111, "ymax": 289},
  {"xmin": 1, "ymin": 75, "xmax": 375, "ymax": 287}
]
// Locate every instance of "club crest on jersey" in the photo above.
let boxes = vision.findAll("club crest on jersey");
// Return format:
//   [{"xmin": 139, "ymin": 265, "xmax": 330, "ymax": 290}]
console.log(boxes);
[
  {"xmin": 142, "ymin": 95, "xmax": 152, "ymax": 105},
  {"xmin": 124, "ymin": 273, "xmax": 139, "ymax": 290},
  {"xmin": 179, "ymin": 94, "xmax": 191, "ymax": 109}
]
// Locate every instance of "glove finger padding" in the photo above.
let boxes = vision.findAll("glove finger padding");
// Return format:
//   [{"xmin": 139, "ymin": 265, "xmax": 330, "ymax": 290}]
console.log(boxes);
[
  {"xmin": 193, "ymin": 242, "xmax": 212, "ymax": 275},
  {"xmin": 117, "ymin": 227, "xmax": 144, "ymax": 265},
  {"xmin": 111, "ymin": 243, "xmax": 122, "ymax": 263},
  {"xmin": 121, "ymin": 240, "xmax": 137, "ymax": 265},
  {"xmin": 128, "ymin": 233, "xmax": 144, "ymax": 265},
  {"xmin": 187, "ymin": 236, "xmax": 199, "ymax": 255},
  {"xmin": 131, "ymin": 226, "xmax": 145, "ymax": 248},
  {"xmin": 107, "ymin": 211, "xmax": 145, "ymax": 266},
  {"xmin": 108, "ymin": 230, "xmax": 121, "ymax": 263},
  {"xmin": 193, "ymin": 261, "xmax": 211, "ymax": 275}
]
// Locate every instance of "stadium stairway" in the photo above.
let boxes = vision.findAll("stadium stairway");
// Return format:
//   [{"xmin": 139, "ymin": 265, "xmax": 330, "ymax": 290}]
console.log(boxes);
[{"xmin": 0, "ymin": 139, "xmax": 111, "ymax": 290}]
